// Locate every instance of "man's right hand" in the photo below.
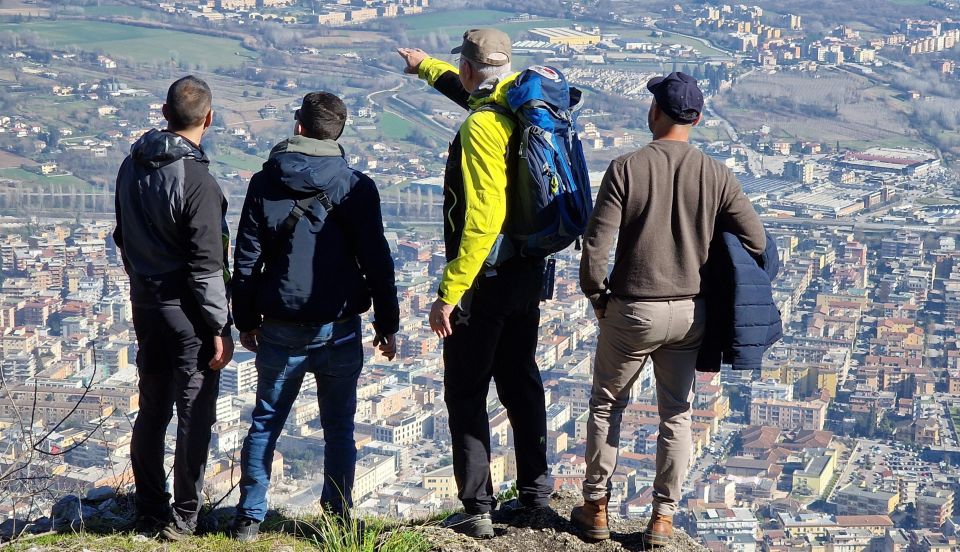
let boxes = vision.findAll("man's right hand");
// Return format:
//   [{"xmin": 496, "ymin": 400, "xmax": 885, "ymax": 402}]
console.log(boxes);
[
  {"xmin": 240, "ymin": 329, "xmax": 259, "ymax": 353},
  {"xmin": 593, "ymin": 306, "xmax": 606, "ymax": 321},
  {"xmin": 397, "ymin": 47, "xmax": 428, "ymax": 75}
]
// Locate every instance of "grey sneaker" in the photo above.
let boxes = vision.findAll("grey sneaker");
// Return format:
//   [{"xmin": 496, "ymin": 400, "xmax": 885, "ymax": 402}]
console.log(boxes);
[
  {"xmin": 229, "ymin": 517, "xmax": 260, "ymax": 543},
  {"xmin": 159, "ymin": 520, "xmax": 194, "ymax": 541},
  {"xmin": 443, "ymin": 512, "xmax": 495, "ymax": 539},
  {"xmin": 133, "ymin": 514, "xmax": 166, "ymax": 537}
]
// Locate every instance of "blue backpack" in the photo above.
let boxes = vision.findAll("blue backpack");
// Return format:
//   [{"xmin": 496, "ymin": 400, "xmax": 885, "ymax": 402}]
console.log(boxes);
[{"xmin": 482, "ymin": 66, "xmax": 593, "ymax": 263}]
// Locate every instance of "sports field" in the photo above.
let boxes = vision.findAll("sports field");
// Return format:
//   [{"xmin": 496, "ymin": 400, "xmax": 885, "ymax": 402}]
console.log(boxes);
[
  {"xmin": 217, "ymin": 151, "xmax": 267, "ymax": 173},
  {"xmin": 399, "ymin": 9, "xmax": 575, "ymax": 40},
  {"xmin": 0, "ymin": 168, "xmax": 92, "ymax": 190},
  {"xmin": 0, "ymin": 20, "xmax": 251, "ymax": 68},
  {"xmin": 380, "ymin": 112, "xmax": 415, "ymax": 140}
]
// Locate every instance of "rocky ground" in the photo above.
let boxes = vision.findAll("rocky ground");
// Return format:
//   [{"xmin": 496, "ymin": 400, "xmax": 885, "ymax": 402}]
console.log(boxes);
[
  {"xmin": 419, "ymin": 491, "xmax": 707, "ymax": 552},
  {"xmin": 2, "ymin": 489, "xmax": 706, "ymax": 552}
]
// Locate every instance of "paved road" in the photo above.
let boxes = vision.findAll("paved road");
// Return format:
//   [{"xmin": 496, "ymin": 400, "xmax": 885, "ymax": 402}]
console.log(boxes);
[
  {"xmin": 762, "ymin": 215, "xmax": 960, "ymax": 234},
  {"xmin": 828, "ymin": 439, "xmax": 861, "ymax": 502}
]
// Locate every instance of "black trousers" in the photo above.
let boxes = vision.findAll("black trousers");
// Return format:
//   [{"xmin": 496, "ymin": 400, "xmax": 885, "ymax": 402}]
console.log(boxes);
[
  {"xmin": 130, "ymin": 304, "xmax": 220, "ymax": 529},
  {"xmin": 443, "ymin": 258, "xmax": 550, "ymax": 514}
]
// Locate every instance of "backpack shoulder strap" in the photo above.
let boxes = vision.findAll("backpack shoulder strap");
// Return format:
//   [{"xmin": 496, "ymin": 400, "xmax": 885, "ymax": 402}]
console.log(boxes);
[
  {"xmin": 278, "ymin": 190, "xmax": 333, "ymax": 236},
  {"xmin": 474, "ymin": 103, "xmax": 514, "ymax": 119}
]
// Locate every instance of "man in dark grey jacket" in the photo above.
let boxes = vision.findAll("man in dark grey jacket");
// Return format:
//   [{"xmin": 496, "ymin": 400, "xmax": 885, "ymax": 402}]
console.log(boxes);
[{"xmin": 113, "ymin": 75, "xmax": 233, "ymax": 540}]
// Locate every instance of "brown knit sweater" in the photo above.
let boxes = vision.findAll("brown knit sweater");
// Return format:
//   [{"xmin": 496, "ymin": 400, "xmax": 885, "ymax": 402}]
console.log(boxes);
[{"xmin": 580, "ymin": 140, "xmax": 766, "ymax": 308}]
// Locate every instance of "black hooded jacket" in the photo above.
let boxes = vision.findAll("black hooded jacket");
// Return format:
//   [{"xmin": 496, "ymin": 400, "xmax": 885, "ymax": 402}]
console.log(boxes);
[
  {"xmin": 231, "ymin": 136, "xmax": 399, "ymax": 336},
  {"xmin": 113, "ymin": 129, "xmax": 231, "ymax": 335}
]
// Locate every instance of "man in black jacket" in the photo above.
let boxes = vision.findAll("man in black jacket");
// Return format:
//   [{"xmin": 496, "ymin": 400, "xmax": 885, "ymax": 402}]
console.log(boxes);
[
  {"xmin": 113, "ymin": 75, "xmax": 233, "ymax": 540},
  {"xmin": 229, "ymin": 92, "xmax": 399, "ymax": 542}
]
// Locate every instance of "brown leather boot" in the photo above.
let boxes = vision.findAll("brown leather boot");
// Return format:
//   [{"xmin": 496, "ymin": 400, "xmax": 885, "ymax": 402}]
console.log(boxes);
[
  {"xmin": 643, "ymin": 512, "xmax": 674, "ymax": 547},
  {"xmin": 571, "ymin": 496, "xmax": 610, "ymax": 540}
]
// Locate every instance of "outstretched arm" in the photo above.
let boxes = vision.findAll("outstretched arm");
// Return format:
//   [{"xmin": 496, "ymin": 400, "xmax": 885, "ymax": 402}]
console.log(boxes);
[{"xmin": 397, "ymin": 47, "xmax": 471, "ymax": 111}]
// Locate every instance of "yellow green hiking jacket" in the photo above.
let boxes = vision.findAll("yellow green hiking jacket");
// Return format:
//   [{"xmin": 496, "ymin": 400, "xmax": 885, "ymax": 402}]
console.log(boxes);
[{"xmin": 417, "ymin": 57, "xmax": 519, "ymax": 306}]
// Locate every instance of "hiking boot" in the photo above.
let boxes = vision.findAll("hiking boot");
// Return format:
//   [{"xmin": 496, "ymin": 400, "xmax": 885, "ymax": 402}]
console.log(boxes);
[
  {"xmin": 133, "ymin": 514, "xmax": 166, "ymax": 537},
  {"xmin": 229, "ymin": 517, "xmax": 260, "ymax": 543},
  {"xmin": 571, "ymin": 496, "xmax": 610, "ymax": 541},
  {"xmin": 442, "ymin": 512, "xmax": 495, "ymax": 539},
  {"xmin": 643, "ymin": 512, "xmax": 674, "ymax": 547},
  {"xmin": 159, "ymin": 520, "xmax": 194, "ymax": 542}
]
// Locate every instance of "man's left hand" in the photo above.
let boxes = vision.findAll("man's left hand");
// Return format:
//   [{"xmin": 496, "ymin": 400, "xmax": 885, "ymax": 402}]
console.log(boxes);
[
  {"xmin": 240, "ymin": 329, "xmax": 259, "ymax": 353},
  {"xmin": 429, "ymin": 299, "xmax": 455, "ymax": 339},
  {"xmin": 373, "ymin": 333, "xmax": 398, "ymax": 361},
  {"xmin": 209, "ymin": 335, "xmax": 234, "ymax": 371}
]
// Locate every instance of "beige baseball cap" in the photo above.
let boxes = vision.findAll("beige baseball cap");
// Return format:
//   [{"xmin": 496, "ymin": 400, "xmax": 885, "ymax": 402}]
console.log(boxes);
[{"xmin": 451, "ymin": 28, "xmax": 512, "ymax": 66}]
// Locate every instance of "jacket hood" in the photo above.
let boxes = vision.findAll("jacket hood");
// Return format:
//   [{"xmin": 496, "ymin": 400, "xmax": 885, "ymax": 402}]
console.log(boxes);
[
  {"xmin": 131, "ymin": 129, "xmax": 207, "ymax": 169},
  {"xmin": 468, "ymin": 72, "xmax": 519, "ymax": 111},
  {"xmin": 269, "ymin": 135, "xmax": 344, "ymax": 159},
  {"xmin": 265, "ymin": 136, "xmax": 348, "ymax": 194}
]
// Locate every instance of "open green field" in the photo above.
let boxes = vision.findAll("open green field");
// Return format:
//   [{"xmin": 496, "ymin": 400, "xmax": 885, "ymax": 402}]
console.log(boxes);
[
  {"xmin": 0, "ymin": 168, "xmax": 92, "ymax": 189},
  {"xmin": 380, "ymin": 112, "xmax": 414, "ymax": 140},
  {"xmin": 30, "ymin": 98, "xmax": 99, "ymax": 120},
  {"xmin": 0, "ymin": 20, "xmax": 251, "ymax": 68},
  {"xmin": 399, "ymin": 9, "xmax": 574, "ymax": 41},
  {"xmin": 217, "ymin": 151, "xmax": 267, "ymax": 173},
  {"xmin": 400, "ymin": 9, "xmax": 515, "ymax": 31}
]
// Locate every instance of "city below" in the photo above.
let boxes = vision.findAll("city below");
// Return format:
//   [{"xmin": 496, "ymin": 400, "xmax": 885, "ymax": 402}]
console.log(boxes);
[{"xmin": 0, "ymin": 0, "xmax": 960, "ymax": 551}]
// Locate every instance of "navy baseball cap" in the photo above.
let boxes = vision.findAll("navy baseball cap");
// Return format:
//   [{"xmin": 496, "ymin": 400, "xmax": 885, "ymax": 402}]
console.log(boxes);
[{"xmin": 647, "ymin": 72, "xmax": 704, "ymax": 124}]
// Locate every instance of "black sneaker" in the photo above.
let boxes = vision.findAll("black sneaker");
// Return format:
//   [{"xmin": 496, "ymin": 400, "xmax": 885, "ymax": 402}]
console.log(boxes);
[
  {"xmin": 230, "ymin": 517, "xmax": 260, "ymax": 543},
  {"xmin": 133, "ymin": 514, "xmax": 166, "ymax": 537},
  {"xmin": 498, "ymin": 498, "xmax": 550, "ymax": 514},
  {"xmin": 159, "ymin": 520, "xmax": 194, "ymax": 542},
  {"xmin": 443, "ymin": 512, "xmax": 495, "ymax": 539},
  {"xmin": 496, "ymin": 498, "xmax": 554, "ymax": 528}
]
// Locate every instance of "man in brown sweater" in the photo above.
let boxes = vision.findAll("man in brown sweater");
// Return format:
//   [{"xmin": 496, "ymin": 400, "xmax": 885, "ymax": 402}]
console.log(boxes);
[{"xmin": 572, "ymin": 73, "xmax": 765, "ymax": 546}]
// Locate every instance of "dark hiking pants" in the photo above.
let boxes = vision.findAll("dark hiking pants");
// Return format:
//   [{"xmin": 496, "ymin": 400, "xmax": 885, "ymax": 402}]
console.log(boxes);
[
  {"xmin": 130, "ymin": 305, "xmax": 220, "ymax": 530},
  {"xmin": 443, "ymin": 258, "xmax": 551, "ymax": 514}
]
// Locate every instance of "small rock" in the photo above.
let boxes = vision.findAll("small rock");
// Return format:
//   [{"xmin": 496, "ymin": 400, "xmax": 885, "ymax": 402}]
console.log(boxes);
[
  {"xmin": 28, "ymin": 517, "xmax": 52, "ymax": 534},
  {"xmin": 50, "ymin": 495, "xmax": 98, "ymax": 530},
  {"xmin": 0, "ymin": 518, "xmax": 28, "ymax": 539},
  {"xmin": 86, "ymin": 487, "xmax": 116, "ymax": 502},
  {"xmin": 98, "ymin": 510, "xmax": 133, "ymax": 529},
  {"xmin": 96, "ymin": 498, "xmax": 119, "ymax": 513},
  {"xmin": 51, "ymin": 496, "xmax": 81, "ymax": 521}
]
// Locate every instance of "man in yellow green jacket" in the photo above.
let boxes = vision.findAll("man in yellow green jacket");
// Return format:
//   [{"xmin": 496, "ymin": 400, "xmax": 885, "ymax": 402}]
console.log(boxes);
[{"xmin": 398, "ymin": 30, "xmax": 550, "ymax": 539}]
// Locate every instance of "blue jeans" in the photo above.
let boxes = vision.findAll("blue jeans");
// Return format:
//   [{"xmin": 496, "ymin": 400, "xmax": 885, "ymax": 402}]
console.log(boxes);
[{"xmin": 235, "ymin": 316, "xmax": 363, "ymax": 522}]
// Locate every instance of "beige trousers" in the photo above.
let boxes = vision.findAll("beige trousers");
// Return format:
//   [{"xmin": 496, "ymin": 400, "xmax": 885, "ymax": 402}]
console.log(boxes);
[{"xmin": 582, "ymin": 296, "xmax": 705, "ymax": 516}]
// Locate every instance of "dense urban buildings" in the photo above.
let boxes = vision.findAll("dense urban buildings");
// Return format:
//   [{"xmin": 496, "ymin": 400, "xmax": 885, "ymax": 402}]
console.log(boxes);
[{"xmin": 0, "ymin": 0, "xmax": 959, "ymax": 550}]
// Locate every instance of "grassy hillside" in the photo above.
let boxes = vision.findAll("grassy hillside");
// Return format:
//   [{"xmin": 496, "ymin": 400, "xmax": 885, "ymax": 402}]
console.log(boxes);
[{"xmin": 0, "ymin": 20, "xmax": 250, "ymax": 68}]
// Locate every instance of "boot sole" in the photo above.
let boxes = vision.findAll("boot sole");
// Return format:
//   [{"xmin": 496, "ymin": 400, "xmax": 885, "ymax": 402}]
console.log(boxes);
[
  {"xmin": 572, "ymin": 518, "xmax": 610, "ymax": 541},
  {"xmin": 571, "ymin": 507, "xmax": 611, "ymax": 541},
  {"xmin": 643, "ymin": 531, "xmax": 671, "ymax": 546},
  {"xmin": 578, "ymin": 527, "xmax": 611, "ymax": 540}
]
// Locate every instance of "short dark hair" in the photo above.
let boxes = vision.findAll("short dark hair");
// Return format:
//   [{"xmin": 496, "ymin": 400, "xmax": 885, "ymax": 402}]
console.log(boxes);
[
  {"xmin": 296, "ymin": 92, "xmax": 347, "ymax": 140},
  {"xmin": 164, "ymin": 76, "xmax": 212, "ymax": 131}
]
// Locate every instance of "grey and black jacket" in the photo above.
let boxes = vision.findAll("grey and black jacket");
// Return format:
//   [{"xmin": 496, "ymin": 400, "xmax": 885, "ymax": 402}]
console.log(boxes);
[{"xmin": 113, "ymin": 129, "xmax": 232, "ymax": 335}]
